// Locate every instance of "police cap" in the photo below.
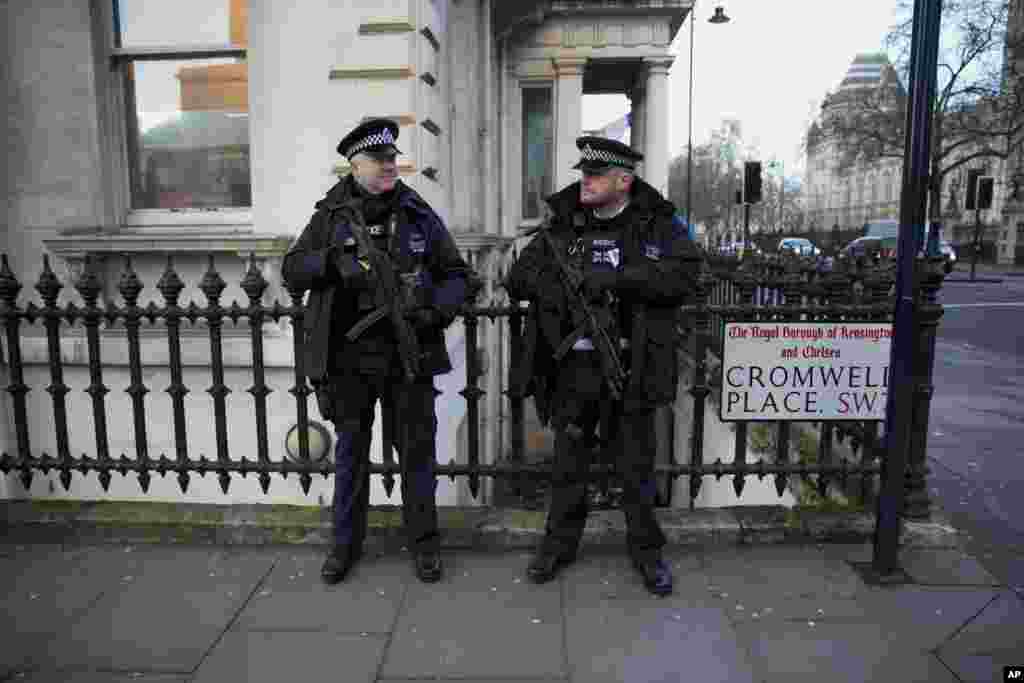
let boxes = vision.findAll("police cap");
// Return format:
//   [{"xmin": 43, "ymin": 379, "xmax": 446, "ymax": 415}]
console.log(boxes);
[
  {"xmin": 336, "ymin": 118, "xmax": 402, "ymax": 160},
  {"xmin": 572, "ymin": 135, "xmax": 643, "ymax": 173}
]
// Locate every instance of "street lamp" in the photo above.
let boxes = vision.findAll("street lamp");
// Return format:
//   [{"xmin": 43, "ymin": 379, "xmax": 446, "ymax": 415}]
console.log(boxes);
[{"xmin": 686, "ymin": 5, "xmax": 730, "ymax": 237}]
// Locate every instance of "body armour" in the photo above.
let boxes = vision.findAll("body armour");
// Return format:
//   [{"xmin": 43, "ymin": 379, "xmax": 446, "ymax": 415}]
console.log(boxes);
[{"xmin": 567, "ymin": 211, "xmax": 631, "ymax": 345}]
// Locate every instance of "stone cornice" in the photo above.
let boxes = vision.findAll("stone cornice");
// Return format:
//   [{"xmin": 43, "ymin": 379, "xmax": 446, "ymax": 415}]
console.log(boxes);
[
  {"xmin": 328, "ymin": 66, "xmax": 415, "ymax": 80},
  {"xmin": 643, "ymin": 55, "xmax": 675, "ymax": 73},
  {"xmin": 43, "ymin": 230, "xmax": 292, "ymax": 260},
  {"xmin": 552, "ymin": 56, "xmax": 588, "ymax": 75},
  {"xmin": 332, "ymin": 160, "xmax": 418, "ymax": 177},
  {"xmin": 358, "ymin": 20, "xmax": 415, "ymax": 35},
  {"xmin": 360, "ymin": 114, "xmax": 417, "ymax": 126},
  {"xmin": 453, "ymin": 233, "xmax": 515, "ymax": 252}
]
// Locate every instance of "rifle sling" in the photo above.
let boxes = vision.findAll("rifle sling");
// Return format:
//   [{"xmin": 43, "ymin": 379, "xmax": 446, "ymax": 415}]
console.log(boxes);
[
  {"xmin": 345, "ymin": 305, "xmax": 390, "ymax": 341},
  {"xmin": 554, "ymin": 325, "xmax": 587, "ymax": 360}
]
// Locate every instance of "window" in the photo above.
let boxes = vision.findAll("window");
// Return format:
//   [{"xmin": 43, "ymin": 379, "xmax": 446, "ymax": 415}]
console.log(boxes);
[
  {"xmin": 113, "ymin": 0, "xmax": 250, "ymax": 214},
  {"xmin": 521, "ymin": 87, "xmax": 553, "ymax": 221}
]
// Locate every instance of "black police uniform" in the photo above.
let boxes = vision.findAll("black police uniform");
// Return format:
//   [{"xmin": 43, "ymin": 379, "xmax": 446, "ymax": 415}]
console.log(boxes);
[
  {"xmin": 505, "ymin": 136, "xmax": 703, "ymax": 594},
  {"xmin": 282, "ymin": 119, "xmax": 473, "ymax": 583}
]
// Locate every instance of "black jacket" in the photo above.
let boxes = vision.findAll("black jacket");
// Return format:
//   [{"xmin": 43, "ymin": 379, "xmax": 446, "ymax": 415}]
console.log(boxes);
[
  {"xmin": 505, "ymin": 178, "xmax": 703, "ymax": 415},
  {"xmin": 282, "ymin": 177, "xmax": 472, "ymax": 382}
]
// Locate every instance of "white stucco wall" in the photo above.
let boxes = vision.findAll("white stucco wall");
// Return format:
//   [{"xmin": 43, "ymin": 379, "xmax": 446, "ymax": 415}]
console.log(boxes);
[{"xmin": 1, "ymin": 0, "xmax": 481, "ymax": 507}]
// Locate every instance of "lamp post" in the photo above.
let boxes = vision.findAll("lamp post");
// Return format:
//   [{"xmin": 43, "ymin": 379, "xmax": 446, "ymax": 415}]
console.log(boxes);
[
  {"xmin": 686, "ymin": 5, "xmax": 730, "ymax": 236},
  {"xmin": 767, "ymin": 159, "xmax": 784, "ymax": 233}
]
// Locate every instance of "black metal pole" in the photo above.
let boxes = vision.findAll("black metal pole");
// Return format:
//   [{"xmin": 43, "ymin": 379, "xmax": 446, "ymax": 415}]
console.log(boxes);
[
  {"xmin": 970, "ymin": 207, "xmax": 980, "ymax": 280},
  {"xmin": 744, "ymin": 201, "xmax": 751, "ymax": 247},
  {"xmin": 686, "ymin": 10, "xmax": 695, "ymax": 234},
  {"xmin": 872, "ymin": 0, "xmax": 944, "ymax": 577}
]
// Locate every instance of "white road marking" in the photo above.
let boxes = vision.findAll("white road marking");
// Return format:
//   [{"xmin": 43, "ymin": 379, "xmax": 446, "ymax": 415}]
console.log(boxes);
[{"xmin": 942, "ymin": 302, "xmax": 1024, "ymax": 309}]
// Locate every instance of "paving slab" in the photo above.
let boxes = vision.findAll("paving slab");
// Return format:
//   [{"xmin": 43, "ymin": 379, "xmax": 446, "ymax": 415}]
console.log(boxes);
[
  {"xmin": 734, "ymin": 621, "xmax": 959, "ymax": 683},
  {"xmin": 560, "ymin": 550, "xmax": 710, "ymax": 607},
  {"xmin": 191, "ymin": 630, "xmax": 386, "ymax": 683},
  {"xmin": 379, "ymin": 680, "xmax": 567, "ymax": 683},
  {"xmin": 232, "ymin": 547, "xmax": 408, "ymax": 634},
  {"xmin": 380, "ymin": 552, "xmax": 565, "ymax": 680},
  {"xmin": 16, "ymin": 673, "xmax": 187, "ymax": 683},
  {"xmin": 24, "ymin": 547, "xmax": 277, "ymax": 673},
  {"xmin": 0, "ymin": 546, "xmax": 145, "ymax": 677},
  {"xmin": 937, "ymin": 589, "xmax": 1024, "ymax": 683},
  {"xmin": 567, "ymin": 606, "xmax": 760, "ymax": 683},
  {"xmin": 561, "ymin": 554, "xmax": 757, "ymax": 683},
  {"xmin": 857, "ymin": 585, "xmax": 1001, "ymax": 650},
  {"xmin": 700, "ymin": 545, "xmax": 871, "ymax": 623},
  {"xmin": 898, "ymin": 547, "xmax": 1002, "ymax": 586}
]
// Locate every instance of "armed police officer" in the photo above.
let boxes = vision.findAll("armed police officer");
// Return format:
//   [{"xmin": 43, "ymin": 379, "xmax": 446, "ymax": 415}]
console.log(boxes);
[
  {"xmin": 282, "ymin": 119, "xmax": 473, "ymax": 585},
  {"xmin": 505, "ymin": 136, "xmax": 702, "ymax": 595}
]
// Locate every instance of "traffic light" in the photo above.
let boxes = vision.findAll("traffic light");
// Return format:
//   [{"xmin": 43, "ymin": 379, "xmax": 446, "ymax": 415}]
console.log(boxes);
[
  {"xmin": 735, "ymin": 190, "xmax": 742, "ymax": 205},
  {"xmin": 744, "ymin": 161, "xmax": 762, "ymax": 203},
  {"xmin": 977, "ymin": 176, "xmax": 994, "ymax": 210},
  {"xmin": 965, "ymin": 169, "xmax": 982, "ymax": 210}
]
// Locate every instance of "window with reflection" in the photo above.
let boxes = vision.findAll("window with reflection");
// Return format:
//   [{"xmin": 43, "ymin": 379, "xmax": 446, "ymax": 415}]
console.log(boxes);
[
  {"xmin": 115, "ymin": 0, "xmax": 251, "ymax": 210},
  {"xmin": 521, "ymin": 86, "xmax": 553, "ymax": 221}
]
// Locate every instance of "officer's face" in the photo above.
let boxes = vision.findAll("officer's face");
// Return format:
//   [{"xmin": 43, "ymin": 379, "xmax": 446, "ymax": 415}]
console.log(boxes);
[
  {"xmin": 352, "ymin": 150, "xmax": 399, "ymax": 194},
  {"xmin": 580, "ymin": 168, "xmax": 630, "ymax": 207}
]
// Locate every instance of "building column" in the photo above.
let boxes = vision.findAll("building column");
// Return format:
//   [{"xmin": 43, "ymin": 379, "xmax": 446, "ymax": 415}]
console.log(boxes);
[
  {"xmin": 643, "ymin": 57, "xmax": 674, "ymax": 196},
  {"xmin": 553, "ymin": 57, "xmax": 587, "ymax": 190},
  {"xmin": 629, "ymin": 83, "xmax": 646, "ymax": 174}
]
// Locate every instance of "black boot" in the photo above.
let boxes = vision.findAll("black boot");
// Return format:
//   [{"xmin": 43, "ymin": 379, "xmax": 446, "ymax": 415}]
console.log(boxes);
[
  {"xmin": 526, "ymin": 548, "xmax": 576, "ymax": 584},
  {"xmin": 632, "ymin": 549, "xmax": 673, "ymax": 596},
  {"xmin": 321, "ymin": 545, "xmax": 361, "ymax": 585},
  {"xmin": 413, "ymin": 550, "xmax": 443, "ymax": 583}
]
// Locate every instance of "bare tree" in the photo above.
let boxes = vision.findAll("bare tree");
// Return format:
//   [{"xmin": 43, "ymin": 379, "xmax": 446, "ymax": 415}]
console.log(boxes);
[
  {"xmin": 821, "ymin": 0, "xmax": 1022, "ymax": 226},
  {"xmin": 668, "ymin": 120, "xmax": 747, "ymax": 244}
]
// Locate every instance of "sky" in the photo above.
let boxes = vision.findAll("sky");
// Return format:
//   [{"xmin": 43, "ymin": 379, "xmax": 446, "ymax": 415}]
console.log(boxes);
[{"xmin": 582, "ymin": 0, "xmax": 907, "ymax": 181}]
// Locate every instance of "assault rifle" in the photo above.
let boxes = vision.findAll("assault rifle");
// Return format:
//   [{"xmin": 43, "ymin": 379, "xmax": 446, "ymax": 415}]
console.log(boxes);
[
  {"xmin": 338, "ymin": 202, "xmax": 422, "ymax": 384},
  {"xmin": 521, "ymin": 219, "xmax": 627, "ymax": 401}
]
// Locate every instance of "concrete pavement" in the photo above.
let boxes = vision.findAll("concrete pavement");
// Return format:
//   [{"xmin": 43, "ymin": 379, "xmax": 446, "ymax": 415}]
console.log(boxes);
[{"xmin": 2, "ymin": 511, "xmax": 1022, "ymax": 682}]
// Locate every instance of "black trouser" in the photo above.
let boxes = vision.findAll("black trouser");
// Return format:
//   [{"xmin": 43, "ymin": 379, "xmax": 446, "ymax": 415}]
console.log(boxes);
[
  {"xmin": 541, "ymin": 351, "xmax": 666, "ymax": 559},
  {"xmin": 328, "ymin": 372, "xmax": 440, "ymax": 554}
]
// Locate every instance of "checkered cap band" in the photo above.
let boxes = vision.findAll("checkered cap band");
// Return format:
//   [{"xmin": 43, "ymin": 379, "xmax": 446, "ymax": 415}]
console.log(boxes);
[
  {"xmin": 347, "ymin": 128, "xmax": 397, "ymax": 157},
  {"xmin": 580, "ymin": 144, "xmax": 636, "ymax": 169}
]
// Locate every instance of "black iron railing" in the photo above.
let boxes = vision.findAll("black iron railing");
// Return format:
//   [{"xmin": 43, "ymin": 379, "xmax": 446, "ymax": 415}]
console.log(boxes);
[{"xmin": 0, "ymin": 250, "xmax": 945, "ymax": 521}]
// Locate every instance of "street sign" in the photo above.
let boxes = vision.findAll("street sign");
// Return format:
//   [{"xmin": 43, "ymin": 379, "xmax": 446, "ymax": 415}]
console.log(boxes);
[{"xmin": 720, "ymin": 321, "xmax": 893, "ymax": 421}]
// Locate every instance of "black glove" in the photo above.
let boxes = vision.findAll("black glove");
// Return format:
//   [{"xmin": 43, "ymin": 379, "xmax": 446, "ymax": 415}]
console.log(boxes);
[
  {"xmin": 580, "ymin": 269, "xmax": 619, "ymax": 302},
  {"xmin": 334, "ymin": 249, "xmax": 374, "ymax": 290}
]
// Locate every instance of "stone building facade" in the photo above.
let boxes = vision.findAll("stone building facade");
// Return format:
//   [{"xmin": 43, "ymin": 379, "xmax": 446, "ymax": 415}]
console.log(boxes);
[
  {"xmin": 1, "ymin": 0, "xmax": 693, "ymax": 504},
  {"xmin": 805, "ymin": 45, "xmax": 1021, "ymax": 264}
]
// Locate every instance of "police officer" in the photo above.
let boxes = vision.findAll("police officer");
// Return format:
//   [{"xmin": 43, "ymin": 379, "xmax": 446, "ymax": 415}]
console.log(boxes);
[
  {"xmin": 282, "ymin": 119, "xmax": 473, "ymax": 584},
  {"xmin": 505, "ymin": 136, "xmax": 702, "ymax": 595}
]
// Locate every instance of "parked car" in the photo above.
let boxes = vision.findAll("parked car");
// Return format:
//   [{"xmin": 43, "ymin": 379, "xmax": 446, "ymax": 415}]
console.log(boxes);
[
  {"xmin": 841, "ymin": 234, "xmax": 957, "ymax": 273},
  {"xmin": 841, "ymin": 236, "xmax": 896, "ymax": 263},
  {"xmin": 937, "ymin": 240, "xmax": 957, "ymax": 273},
  {"xmin": 718, "ymin": 241, "xmax": 763, "ymax": 256},
  {"xmin": 862, "ymin": 219, "xmax": 901, "ymax": 239},
  {"xmin": 777, "ymin": 237, "xmax": 821, "ymax": 257}
]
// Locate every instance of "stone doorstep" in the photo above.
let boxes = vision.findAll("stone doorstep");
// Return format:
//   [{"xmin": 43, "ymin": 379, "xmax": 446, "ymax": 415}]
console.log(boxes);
[{"xmin": 0, "ymin": 500, "xmax": 966, "ymax": 550}]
